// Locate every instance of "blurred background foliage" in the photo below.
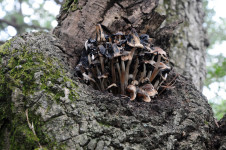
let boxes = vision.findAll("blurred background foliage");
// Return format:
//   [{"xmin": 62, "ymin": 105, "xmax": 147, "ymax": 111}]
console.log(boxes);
[
  {"xmin": 203, "ymin": 0, "xmax": 226, "ymax": 120},
  {"xmin": 0, "ymin": 0, "xmax": 225, "ymax": 119}
]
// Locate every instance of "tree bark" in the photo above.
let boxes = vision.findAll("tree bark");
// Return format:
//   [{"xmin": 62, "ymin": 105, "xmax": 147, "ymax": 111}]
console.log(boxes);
[
  {"xmin": 53, "ymin": 0, "xmax": 208, "ymax": 91},
  {"xmin": 0, "ymin": 29, "xmax": 224, "ymax": 150},
  {"xmin": 156, "ymin": 0, "xmax": 208, "ymax": 91}
]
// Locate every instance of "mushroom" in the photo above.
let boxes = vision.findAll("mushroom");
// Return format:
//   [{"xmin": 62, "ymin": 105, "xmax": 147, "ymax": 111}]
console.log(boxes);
[
  {"xmin": 107, "ymin": 83, "xmax": 117, "ymax": 90},
  {"xmin": 149, "ymin": 54, "xmax": 161, "ymax": 82},
  {"xmin": 114, "ymin": 32, "xmax": 124, "ymax": 43},
  {"xmin": 126, "ymin": 84, "xmax": 137, "ymax": 100},
  {"xmin": 137, "ymin": 88, "xmax": 151, "ymax": 102},
  {"xmin": 120, "ymin": 57, "xmax": 126, "ymax": 94},
  {"xmin": 141, "ymin": 83, "xmax": 158, "ymax": 97},
  {"xmin": 151, "ymin": 46, "xmax": 168, "ymax": 60},
  {"xmin": 96, "ymin": 24, "xmax": 106, "ymax": 42},
  {"xmin": 127, "ymin": 28, "xmax": 144, "ymax": 48},
  {"xmin": 132, "ymin": 57, "xmax": 139, "ymax": 80},
  {"xmin": 124, "ymin": 47, "xmax": 137, "ymax": 88},
  {"xmin": 77, "ymin": 24, "xmax": 171, "ymax": 102},
  {"xmin": 139, "ymin": 63, "xmax": 147, "ymax": 83}
]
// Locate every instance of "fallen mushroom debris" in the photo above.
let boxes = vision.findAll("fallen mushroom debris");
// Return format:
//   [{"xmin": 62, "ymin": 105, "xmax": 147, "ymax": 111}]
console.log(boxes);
[{"xmin": 75, "ymin": 24, "xmax": 171, "ymax": 102}]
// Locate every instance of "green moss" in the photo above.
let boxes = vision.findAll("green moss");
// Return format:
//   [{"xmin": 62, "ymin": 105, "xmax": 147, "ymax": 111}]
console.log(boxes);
[
  {"xmin": 63, "ymin": 0, "xmax": 81, "ymax": 12},
  {"xmin": 0, "ymin": 41, "xmax": 78, "ymax": 102},
  {"xmin": 0, "ymin": 36, "xmax": 78, "ymax": 149},
  {"xmin": 97, "ymin": 121, "xmax": 111, "ymax": 128}
]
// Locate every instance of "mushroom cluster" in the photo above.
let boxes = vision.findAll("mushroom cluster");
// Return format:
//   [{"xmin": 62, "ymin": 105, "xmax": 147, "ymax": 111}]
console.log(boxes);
[{"xmin": 75, "ymin": 24, "xmax": 171, "ymax": 102}]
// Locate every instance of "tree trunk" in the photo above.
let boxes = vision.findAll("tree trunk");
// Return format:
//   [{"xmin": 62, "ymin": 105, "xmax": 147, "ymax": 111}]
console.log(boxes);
[
  {"xmin": 0, "ymin": 26, "xmax": 224, "ymax": 150},
  {"xmin": 156, "ymin": 0, "xmax": 209, "ymax": 91},
  {"xmin": 53, "ymin": 0, "xmax": 208, "ymax": 91},
  {"xmin": 2, "ymin": 0, "xmax": 225, "ymax": 150}
]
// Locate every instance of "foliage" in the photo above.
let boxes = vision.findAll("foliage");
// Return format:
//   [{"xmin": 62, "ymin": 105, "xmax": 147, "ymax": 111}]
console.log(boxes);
[
  {"xmin": 203, "ymin": 0, "xmax": 226, "ymax": 120},
  {"xmin": 209, "ymin": 100, "xmax": 226, "ymax": 120},
  {"xmin": 0, "ymin": 0, "xmax": 61, "ymax": 43}
]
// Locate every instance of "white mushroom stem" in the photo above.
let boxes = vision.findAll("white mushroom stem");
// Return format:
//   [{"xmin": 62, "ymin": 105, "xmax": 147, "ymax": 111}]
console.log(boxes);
[{"xmin": 125, "ymin": 48, "xmax": 136, "ymax": 88}]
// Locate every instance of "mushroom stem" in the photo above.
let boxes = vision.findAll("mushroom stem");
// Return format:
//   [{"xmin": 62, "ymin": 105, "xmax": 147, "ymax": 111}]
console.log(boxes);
[
  {"xmin": 111, "ymin": 59, "xmax": 116, "ymax": 84},
  {"xmin": 156, "ymin": 73, "xmax": 167, "ymax": 90},
  {"xmin": 132, "ymin": 57, "xmax": 139, "ymax": 80},
  {"xmin": 125, "ymin": 48, "xmax": 136, "ymax": 88},
  {"xmin": 150, "ymin": 54, "xmax": 161, "ymax": 82},
  {"xmin": 147, "ymin": 71, "xmax": 152, "ymax": 79},
  {"xmin": 82, "ymin": 73, "xmax": 101, "ymax": 90},
  {"xmin": 96, "ymin": 66, "xmax": 104, "ymax": 91},
  {"xmin": 99, "ymin": 54, "xmax": 106, "ymax": 89},
  {"xmin": 88, "ymin": 54, "xmax": 91, "ymax": 65},
  {"xmin": 96, "ymin": 24, "xmax": 106, "ymax": 42},
  {"xmin": 139, "ymin": 63, "xmax": 146, "ymax": 83},
  {"xmin": 120, "ymin": 60, "xmax": 126, "ymax": 94},
  {"xmin": 153, "ymin": 79, "xmax": 160, "ymax": 89},
  {"xmin": 99, "ymin": 55, "xmax": 105, "ymax": 73}
]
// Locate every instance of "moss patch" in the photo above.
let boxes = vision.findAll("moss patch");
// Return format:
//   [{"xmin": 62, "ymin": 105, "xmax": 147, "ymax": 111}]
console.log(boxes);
[
  {"xmin": 63, "ymin": 0, "xmax": 81, "ymax": 12},
  {"xmin": 0, "ymin": 37, "xmax": 78, "ymax": 149}
]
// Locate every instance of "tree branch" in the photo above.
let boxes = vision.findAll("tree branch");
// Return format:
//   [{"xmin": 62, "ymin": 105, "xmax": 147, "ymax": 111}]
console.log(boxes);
[
  {"xmin": 0, "ymin": 19, "xmax": 19, "ymax": 28},
  {"xmin": 0, "ymin": 18, "xmax": 51, "ymax": 31}
]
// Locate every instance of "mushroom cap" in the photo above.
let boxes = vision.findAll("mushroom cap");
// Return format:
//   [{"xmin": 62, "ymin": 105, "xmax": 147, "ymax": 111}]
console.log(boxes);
[
  {"xmin": 139, "ymin": 34, "xmax": 152, "ymax": 48},
  {"xmin": 112, "ymin": 43, "xmax": 121, "ymax": 57},
  {"xmin": 158, "ymin": 62, "xmax": 171, "ymax": 70},
  {"xmin": 114, "ymin": 31, "xmax": 124, "ymax": 36},
  {"xmin": 131, "ymin": 80, "xmax": 139, "ymax": 85},
  {"xmin": 126, "ymin": 84, "xmax": 137, "ymax": 100},
  {"xmin": 107, "ymin": 83, "xmax": 117, "ymax": 90},
  {"xmin": 121, "ymin": 51, "xmax": 132, "ymax": 61},
  {"xmin": 98, "ymin": 73, "xmax": 109, "ymax": 79},
  {"xmin": 96, "ymin": 24, "xmax": 106, "ymax": 42},
  {"xmin": 141, "ymin": 84, "xmax": 158, "ymax": 97},
  {"xmin": 151, "ymin": 46, "xmax": 167, "ymax": 58},
  {"xmin": 127, "ymin": 28, "xmax": 144, "ymax": 48},
  {"xmin": 98, "ymin": 45, "xmax": 106, "ymax": 56},
  {"xmin": 137, "ymin": 88, "xmax": 151, "ymax": 102}
]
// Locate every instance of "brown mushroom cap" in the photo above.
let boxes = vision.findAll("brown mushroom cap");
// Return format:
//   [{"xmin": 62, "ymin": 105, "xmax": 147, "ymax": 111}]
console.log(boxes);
[
  {"xmin": 107, "ymin": 83, "xmax": 117, "ymax": 90},
  {"xmin": 137, "ymin": 88, "xmax": 151, "ymax": 102},
  {"xmin": 126, "ymin": 84, "xmax": 137, "ymax": 100},
  {"xmin": 141, "ymin": 84, "xmax": 158, "ymax": 97},
  {"xmin": 151, "ymin": 46, "xmax": 168, "ymax": 60},
  {"xmin": 96, "ymin": 24, "xmax": 106, "ymax": 42},
  {"xmin": 98, "ymin": 73, "xmax": 108, "ymax": 79},
  {"xmin": 127, "ymin": 28, "xmax": 144, "ymax": 48}
]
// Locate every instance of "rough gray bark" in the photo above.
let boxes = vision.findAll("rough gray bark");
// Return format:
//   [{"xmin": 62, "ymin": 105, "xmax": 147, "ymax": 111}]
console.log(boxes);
[
  {"xmin": 156, "ymin": 0, "xmax": 208, "ymax": 91},
  {"xmin": 53, "ymin": 0, "xmax": 208, "ymax": 91},
  {"xmin": 0, "ymin": 32, "xmax": 225, "ymax": 150}
]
